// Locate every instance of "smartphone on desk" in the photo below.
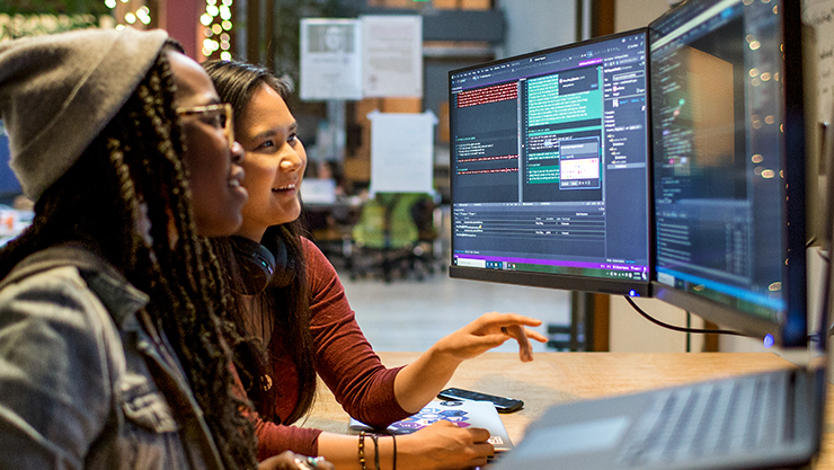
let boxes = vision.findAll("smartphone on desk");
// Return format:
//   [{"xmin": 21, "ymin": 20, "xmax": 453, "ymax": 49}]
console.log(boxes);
[{"xmin": 437, "ymin": 387, "xmax": 523, "ymax": 413}]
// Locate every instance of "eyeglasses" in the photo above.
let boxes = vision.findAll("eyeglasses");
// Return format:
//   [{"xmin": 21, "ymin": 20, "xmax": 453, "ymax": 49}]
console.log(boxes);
[{"xmin": 175, "ymin": 103, "xmax": 234, "ymax": 147}]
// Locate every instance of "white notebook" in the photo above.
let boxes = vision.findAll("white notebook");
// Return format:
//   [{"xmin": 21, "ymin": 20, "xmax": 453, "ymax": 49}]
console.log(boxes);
[{"xmin": 349, "ymin": 399, "xmax": 514, "ymax": 451}]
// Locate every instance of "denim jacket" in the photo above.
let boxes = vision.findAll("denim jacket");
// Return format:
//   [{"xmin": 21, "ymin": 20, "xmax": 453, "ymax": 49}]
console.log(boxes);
[{"xmin": 0, "ymin": 247, "xmax": 226, "ymax": 469}]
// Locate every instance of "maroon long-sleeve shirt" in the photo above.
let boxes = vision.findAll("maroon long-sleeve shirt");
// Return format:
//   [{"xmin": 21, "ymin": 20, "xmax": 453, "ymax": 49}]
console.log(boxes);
[{"xmin": 254, "ymin": 237, "xmax": 411, "ymax": 459}]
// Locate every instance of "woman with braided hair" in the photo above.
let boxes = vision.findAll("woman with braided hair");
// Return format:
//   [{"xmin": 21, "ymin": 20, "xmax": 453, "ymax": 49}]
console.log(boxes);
[{"xmin": 0, "ymin": 29, "xmax": 330, "ymax": 470}]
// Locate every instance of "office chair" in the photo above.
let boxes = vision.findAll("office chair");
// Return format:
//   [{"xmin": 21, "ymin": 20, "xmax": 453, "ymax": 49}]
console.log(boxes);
[{"xmin": 349, "ymin": 193, "xmax": 436, "ymax": 282}]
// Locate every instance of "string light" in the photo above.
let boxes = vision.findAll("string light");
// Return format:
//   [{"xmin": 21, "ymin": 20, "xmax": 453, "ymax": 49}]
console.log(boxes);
[
  {"xmin": 104, "ymin": 1, "xmax": 152, "ymax": 29},
  {"xmin": 101, "ymin": 0, "xmax": 231, "ymax": 58},
  {"xmin": 201, "ymin": 0, "xmax": 234, "ymax": 60},
  {"xmin": 136, "ymin": 6, "xmax": 151, "ymax": 25}
]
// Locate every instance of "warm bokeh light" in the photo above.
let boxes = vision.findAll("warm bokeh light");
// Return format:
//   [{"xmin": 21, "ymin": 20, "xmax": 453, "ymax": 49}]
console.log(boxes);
[
  {"xmin": 201, "ymin": 0, "xmax": 234, "ymax": 61},
  {"xmin": 104, "ymin": 0, "xmax": 152, "ymax": 30}
]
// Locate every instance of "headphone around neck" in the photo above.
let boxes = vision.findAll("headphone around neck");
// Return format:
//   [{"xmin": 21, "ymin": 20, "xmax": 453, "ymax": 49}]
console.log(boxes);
[{"xmin": 229, "ymin": 235, "xmax": 293, "ymax": 294}]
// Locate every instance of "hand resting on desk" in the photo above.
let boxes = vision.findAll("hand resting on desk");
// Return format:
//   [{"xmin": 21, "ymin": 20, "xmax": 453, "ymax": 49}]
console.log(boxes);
[{"xmin": 397, "ymin": 420, "xmax": 494, "ymax": 469}]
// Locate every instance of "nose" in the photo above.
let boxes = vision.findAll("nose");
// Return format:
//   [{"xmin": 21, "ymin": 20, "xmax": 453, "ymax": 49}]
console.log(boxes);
[
  {"xmin": 230, "ymin": 140, "xmax": 244, "ymax": 164},
  {"xmin": 279, "ymin": 147, "xmax": 303, "ymax": 172}
]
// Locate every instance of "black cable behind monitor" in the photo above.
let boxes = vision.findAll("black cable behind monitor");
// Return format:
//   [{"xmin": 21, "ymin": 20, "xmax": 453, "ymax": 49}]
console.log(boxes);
[{"xmin": 623, "ymin": 296, "xmax": 747, "ymax": 337}]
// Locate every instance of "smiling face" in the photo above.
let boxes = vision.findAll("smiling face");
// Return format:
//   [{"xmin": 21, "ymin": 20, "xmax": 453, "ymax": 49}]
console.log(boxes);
[
  {"xmin": 235, "ymin": 83, "xmax": 307, "ymax": 241},
  {"xmin": 167, "ymin": 50, "xmax": 248, "ymax": 237}
]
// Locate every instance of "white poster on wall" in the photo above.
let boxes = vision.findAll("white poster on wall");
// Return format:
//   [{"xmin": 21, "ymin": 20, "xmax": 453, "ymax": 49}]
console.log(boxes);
[
  {"xmin": 300, "ymin": 18, "xmax": 362, "ymax": 100},
  {"xmin": 361, "ymin": 15, "xmax": 423, "ymax": 98},
  {"xmin": 369, "ymin": 111, "xmax": 436, "ymax": 195},
  {"xmin": 802, "ymin": 0, "xmax": 834, "ymax": 124}
]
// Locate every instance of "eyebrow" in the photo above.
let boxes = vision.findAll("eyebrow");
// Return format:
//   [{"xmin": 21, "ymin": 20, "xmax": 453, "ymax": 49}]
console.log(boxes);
[{"xmin": 251, "ymin": 121, "xmax": 298, "ymax": 141}]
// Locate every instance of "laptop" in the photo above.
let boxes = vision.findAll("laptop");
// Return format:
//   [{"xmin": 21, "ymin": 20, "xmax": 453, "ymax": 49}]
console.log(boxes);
[{"xmin": 493, "ymin": 364, "xmax": 826, "ymax": 469}]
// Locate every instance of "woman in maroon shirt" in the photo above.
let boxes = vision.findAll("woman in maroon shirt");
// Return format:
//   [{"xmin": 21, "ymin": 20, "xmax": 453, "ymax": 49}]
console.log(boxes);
[{"xmin": 205, "ymin": 59, "xmax": 547, "ymax": 469}]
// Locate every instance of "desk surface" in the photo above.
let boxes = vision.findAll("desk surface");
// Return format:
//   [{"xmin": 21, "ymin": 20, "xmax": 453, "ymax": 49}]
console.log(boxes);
[{"xmin": 304, "ymin": 352, "xmax": 834, "ymax": 469}]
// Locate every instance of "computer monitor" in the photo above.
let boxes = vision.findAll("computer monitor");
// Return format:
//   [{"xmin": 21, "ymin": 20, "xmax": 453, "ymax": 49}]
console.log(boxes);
[
  {"xmin": 649, "ymin": 0, "xmax": 807, "ymax": 346},
  {"xmin": 448, "ymin": 29, "xmax": 652, "ymax": 295},
  {"xmin": 302, "ymin": 178, "xmax": 338, "ymax": 205}
]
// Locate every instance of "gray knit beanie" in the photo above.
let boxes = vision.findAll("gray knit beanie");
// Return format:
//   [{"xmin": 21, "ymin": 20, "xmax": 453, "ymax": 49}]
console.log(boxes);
[{"xmin": 0, "ymin": 27, "xmax": 169, "ymax": 201}]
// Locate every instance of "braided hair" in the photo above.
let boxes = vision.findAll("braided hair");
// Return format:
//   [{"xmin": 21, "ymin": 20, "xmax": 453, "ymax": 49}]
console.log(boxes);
[{"xmin": 0, "ymin": 46, "xmax": 258, "ymax": 469}]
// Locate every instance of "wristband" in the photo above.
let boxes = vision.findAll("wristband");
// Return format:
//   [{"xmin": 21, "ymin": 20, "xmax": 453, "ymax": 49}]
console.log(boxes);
[{"xmin": 370, "ymin": 434, "xmax": 380, "ymax": 470}]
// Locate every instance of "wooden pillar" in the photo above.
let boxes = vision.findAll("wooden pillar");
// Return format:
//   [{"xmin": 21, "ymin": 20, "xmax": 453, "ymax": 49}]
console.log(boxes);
[
  {"xmin": 147, "ymin": 0, "xmax": 161, "ymax": 29},
  {"xmin": 246, "ymin": 0, "xmax": 260, "ymax": 63},
  {"xmin": 702, "ymin": 321, "xmax": 720, "ymax": 352},
  {"xmin": 592, "ymin": 0, "xmax": 615, "ymax": 37},
  {"xmin": 265, "ymin": 0, "xmax": 275, "ymax": 69}
]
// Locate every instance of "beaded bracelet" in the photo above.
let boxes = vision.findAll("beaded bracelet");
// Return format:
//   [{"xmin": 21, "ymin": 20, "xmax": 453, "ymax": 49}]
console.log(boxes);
[
  {"xmin": 358, "ymin": 431, "xmax": 367, "ymax": 470},
  {"xmin": 370, "ymin": 434, "xmax": 380, "ymax": 470}
]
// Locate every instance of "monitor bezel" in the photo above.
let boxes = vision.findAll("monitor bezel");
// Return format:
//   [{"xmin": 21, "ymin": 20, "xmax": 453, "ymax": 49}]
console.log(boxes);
[
  {"xmin": 447, "ymin": 28, "xmax": 653, "ymax": 297},
  {"xmin": 648, "ymin": 0, "xmax": 807, "ymax": 347}
]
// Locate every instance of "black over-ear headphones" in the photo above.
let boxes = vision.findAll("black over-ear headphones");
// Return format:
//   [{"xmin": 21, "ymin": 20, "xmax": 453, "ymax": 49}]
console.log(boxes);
[{"xmin": 229, "ymin": 235, "xmax": 293, "ymax": 294}]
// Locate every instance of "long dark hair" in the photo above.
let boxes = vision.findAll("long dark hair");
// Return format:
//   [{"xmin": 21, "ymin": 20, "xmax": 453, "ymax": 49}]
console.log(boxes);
[
  {"xmin": 0, "ymin": 47, "xmax": 258, "ymax": 469},
  {"xmin": 203, "ymin": 59, "xmax": 316, "ymax": 424}
]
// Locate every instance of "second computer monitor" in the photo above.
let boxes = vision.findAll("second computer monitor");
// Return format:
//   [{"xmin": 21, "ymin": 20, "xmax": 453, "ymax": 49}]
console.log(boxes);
[
  {"xmin": 448, "ymin": 29, "xmax": 652, "ymax": 295},
  {"xmin": 649, "ymin": 0, "xmax": 807, "ymax": 346}
]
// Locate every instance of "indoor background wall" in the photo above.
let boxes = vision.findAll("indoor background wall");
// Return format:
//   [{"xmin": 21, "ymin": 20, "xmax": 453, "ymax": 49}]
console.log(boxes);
[
  {"xmin": 614, "ymin": 0, "xmax": 669, "ymax": 32},
  {"xmin": 496, "ymin": 0, "xmax": 578, "ymax": 59}
]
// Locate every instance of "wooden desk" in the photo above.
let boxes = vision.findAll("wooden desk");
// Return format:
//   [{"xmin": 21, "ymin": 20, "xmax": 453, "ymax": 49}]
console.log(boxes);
[{"xmin": 305, "ymin": 352, "xmax": 834, "ymax": 468}]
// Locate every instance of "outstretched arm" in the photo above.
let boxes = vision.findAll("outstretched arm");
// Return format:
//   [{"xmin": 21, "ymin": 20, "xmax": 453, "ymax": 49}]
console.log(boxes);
[{"xmin": 393, "ymin": 312, "xmax": 547, "ymax": 413}]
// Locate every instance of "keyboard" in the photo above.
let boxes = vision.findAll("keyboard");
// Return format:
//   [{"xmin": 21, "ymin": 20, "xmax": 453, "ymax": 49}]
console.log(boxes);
[{"xmin": 618, "ymin": 369, "xmax": 795, "ymax": 466}]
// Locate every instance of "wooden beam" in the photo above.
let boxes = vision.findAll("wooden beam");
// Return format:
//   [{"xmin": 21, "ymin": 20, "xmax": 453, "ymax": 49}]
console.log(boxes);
[
  {"xmin": 591, "ymin": 0, "xmax": 615, "ymax": 37},
  {"xmin": 246, "ymin": 0, "xmax": 260, "ymax": 63},
  {"xmin": 702, "ymin": 320, "xmax": 720, "ymax": 352},
  {"xmin": 590, "ymin": 294, "xmax": 610, "ymax": 351},
  {"xmin": 265, "ymin": 0, "xmax": 275, "ymax": 69}
]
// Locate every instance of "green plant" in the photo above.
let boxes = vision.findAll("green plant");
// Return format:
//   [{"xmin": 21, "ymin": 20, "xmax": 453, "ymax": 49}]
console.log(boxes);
[{"xmin": 0, "ymin": 0, "xmax": 111, "ymax": 40}]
